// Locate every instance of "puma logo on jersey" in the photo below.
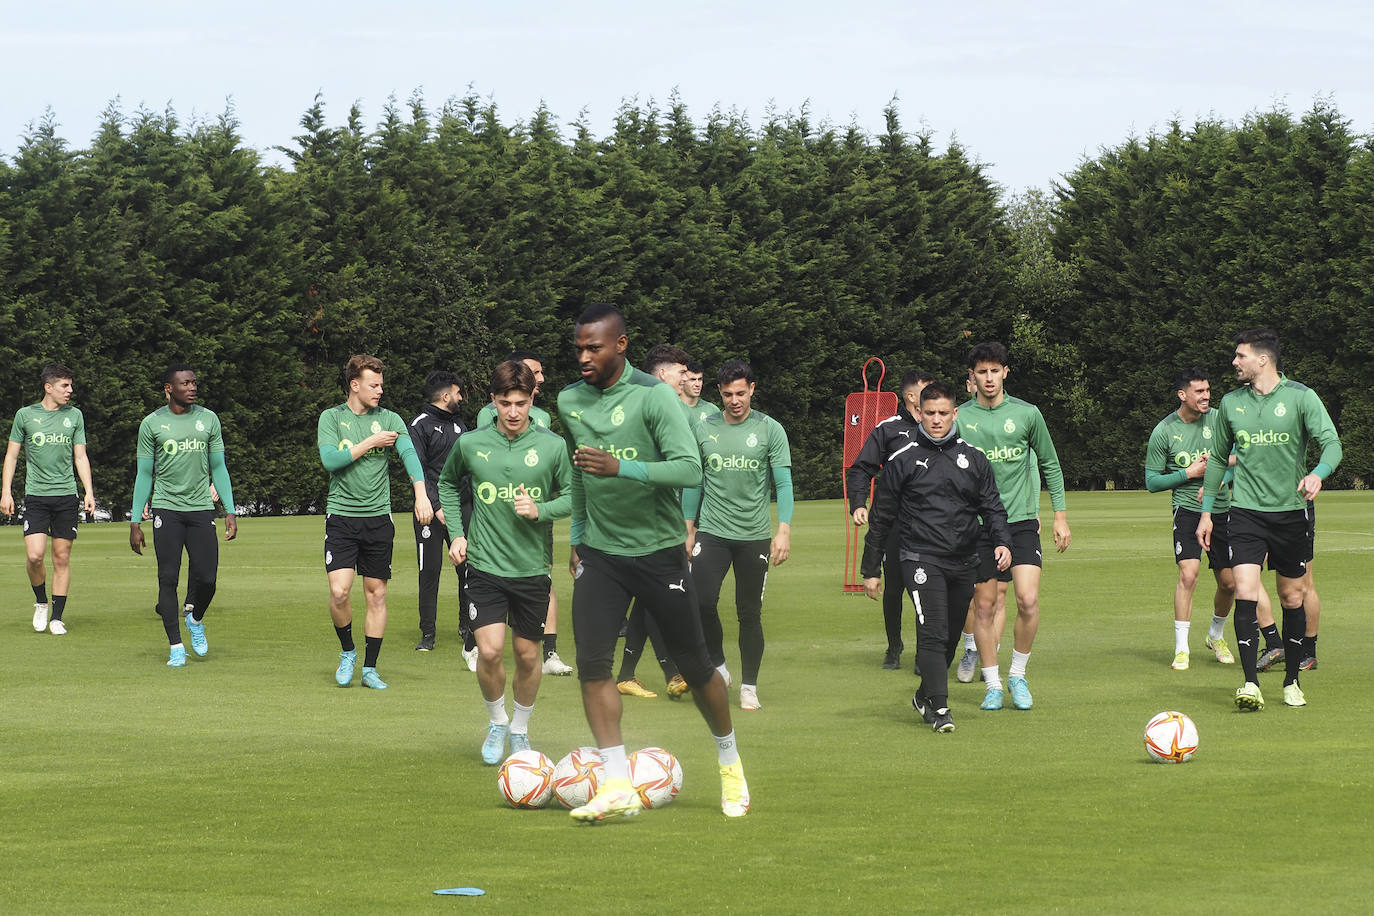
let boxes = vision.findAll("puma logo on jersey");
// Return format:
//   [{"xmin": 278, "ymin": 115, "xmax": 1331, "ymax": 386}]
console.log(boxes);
[
  {"xmin": 1172, "ymin": 434, "xmax": 1183, "ymax": 443},
  {"xmin": 667, "ymin": 579, "xmax": 686, "ymax": 592},
  {"xmin": 476, "ymin": 450, "xmax": 491, "ymax": 461},
  {"xmin": 160, "ymin": 424, "xmax": 170, "ymax": 430},
  {"xmin": 964, "ymin": 422, "xmax": 978, "ymax": 431},
  {"xmin": 341, "ymin": 421, "xmax": 350, "ymax": 428},
  {"xmin": 569, "ymin": 412, "xmax": 582, "ymax": 421},
  {"xmin": 914, "ymin": 459, "xmax": 929, "ymax": 469},
  {"xmin": 708, "ymin": 434, "xmax": 719, "ymax": 442}
]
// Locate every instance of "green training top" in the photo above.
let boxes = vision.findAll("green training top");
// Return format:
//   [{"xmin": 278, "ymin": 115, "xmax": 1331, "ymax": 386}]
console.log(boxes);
[
  {"xmin": 1144, "ymin": 409, "xmax": 1230, "ymax": 512},
  {"xmin": 558, "ymin": 362, "xmax": 702, "ymax": 556},
  {"xmin": 957, "ymin": 395, "xmax": 1067, "ymax": 523},
  {"xmin": 8, "ymin": 403, "xmax": 86, "ymax": 496},
  {"xmin": 437, "ymin": 423, "xmax": 571, "ymax": 578},
  {"xmin": 317, "ymin": 404, "xmax": 418, "ymax": 516},
  {"xmin": 1202, "ymin": 378, "xmax": 1341, "ymax": 514},
  {"xmin": 693, "ymin": 409, "xmax": 791, "ymax": 541},
  {"xmin": 476, "ymin": 402, "xmax": 552, "ymax": 431},
  {"xmin": 136, "ymin": 405, "xmax": 224, "ymax": 511}
]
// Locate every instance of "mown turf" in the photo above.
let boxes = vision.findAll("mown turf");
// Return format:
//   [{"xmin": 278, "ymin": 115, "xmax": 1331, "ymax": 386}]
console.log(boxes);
[{"xmin": 2, "ymin": 493, "xmax": 1371, "ymax": 914}]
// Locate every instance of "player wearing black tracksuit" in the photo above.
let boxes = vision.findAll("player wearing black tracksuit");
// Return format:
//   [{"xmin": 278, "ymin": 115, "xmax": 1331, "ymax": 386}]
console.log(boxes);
[
  {"xmin": 847, "ymin": 404, "xmax": 923, "ymax": 667},
  {"xmin": 409, "ymin": 400, "xmax": 472, "ymax": 649},
  {"xmin": 861, "ymin": 402, "xmax": 1010, "ymax": 730}
]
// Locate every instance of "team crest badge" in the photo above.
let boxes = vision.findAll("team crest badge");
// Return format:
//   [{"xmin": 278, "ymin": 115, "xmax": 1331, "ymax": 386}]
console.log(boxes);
[
  {"xmin": 524, "ymin": 448, "xmax": 539, "ymax": 467},
  {"xmin": 692, "ymin": 541, "xmax": 702, "ymax": 557},
  {"xmin": 325, "ymin": 550, "xmax": 333, "ymax": 564},
  {"xmin": 611, "ymin": 405, "xmax": 625, "ymax": 427},
  {"xmin": 63, "ymin": 418, "xmax": 72, "ymax": 428},
  {"xmin": 468, "ymin": 603, "xmax": 478, "ymax": 621},
  {"xmin": 1175, "ymin": 541, "xmax": 1183, "ymax": 556},
  {"xmin": 421, "ymin": 526, "xmax": 431, "ymax": 539},
  {"xmin": 746, "ymin": 433, "xmax": 758, "ymax": 448},
  {"xmin": 1203, "ymin": 426, "xmax": 1212, "ymax": 439},
  {"xmin": 1274, "ymin": 402, "xmax": 1287, "ymax": 417},
  {"xmin": 154, "ymin": 515, "xmax": 163, "ymax": 529},
  {"xmin": 913, "ymin": 568, "xmax": 928, "ymax": 586},
  {"xmin": 195, "ymin": 420, "xmax": 205, "ymax": 432},
  {"xmin": 370, "ymin": 421, "xmax": 382, "ymax": 434},
  {"xmin": 956, "ymin": 453, "xmax": 969, "ymax": 469},
  {"xmin": 1003, "ymin": 419, "xmax": 1016, "ymax": 434}
]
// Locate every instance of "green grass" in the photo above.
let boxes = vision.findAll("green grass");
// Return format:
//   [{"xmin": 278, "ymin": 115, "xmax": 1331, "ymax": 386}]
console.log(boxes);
[{"xmin": 2, "ymin": 493, "xmax": 1372, "ymax": 914}]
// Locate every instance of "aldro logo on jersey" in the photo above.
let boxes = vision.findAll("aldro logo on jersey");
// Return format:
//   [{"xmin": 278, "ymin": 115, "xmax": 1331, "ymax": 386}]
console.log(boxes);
[
  {"xmin": 476, "ymin": 481, "xmax": 543, "ymax": 504},
  {"xmin": 162, "ymin": 436, "xmax": 208, "ymax": 456},
  {"xmin": 977, "ymin": 443, "xmax": 1025, "ymax": 463},
  {"xmin": 706, "ymin": 452, "xmax": 762, "ymax": 473},
  {"xmin": 1235, "ymin": 428, "xmax": 1291, "ymax": 451},
  {"xmin": 579, "ymin": 442, "xmax": 639, "ymax": 461},
  {"xmin": 1173, "ymin": 448, "xmax": 1210, "ymax": 469},
  {"xmin": 29, "ymin": 431, "xmax": 73, "ymax": 448}
]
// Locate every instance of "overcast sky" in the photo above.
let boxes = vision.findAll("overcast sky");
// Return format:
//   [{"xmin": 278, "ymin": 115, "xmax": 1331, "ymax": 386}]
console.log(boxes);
[{"xmin": 3, "ymin": 1, "xmax": 1371, "ymax": 192}]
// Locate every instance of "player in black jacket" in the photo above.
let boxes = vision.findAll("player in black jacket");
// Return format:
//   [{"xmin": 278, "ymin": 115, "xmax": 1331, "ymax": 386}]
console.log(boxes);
[
  {"xmin": 408, "ymin": 371, "xmax": 473, "ymax": 652},
  {"xmin": 846, "ymin": 370, "xmax": 934, "ymax": 670},
  {"xmin": 861, "ymin": 380, "xmax": 1011, "ymax": 733}
]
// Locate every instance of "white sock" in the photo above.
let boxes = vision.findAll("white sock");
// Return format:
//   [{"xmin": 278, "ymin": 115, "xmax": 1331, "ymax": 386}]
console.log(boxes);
[
  {"xmin": 510, "ymin": 700, "xmax": 533, "ymax": 735},
  {"xmin": 484, "ymin": 695, "xmax": 509, "ymax": 726},
  {"xmin": 1175, "ymin": 621, "xmax": 1190, "ymax": 654},
  {"xmin": 1009, "ymin": 650, "xmax": 1030, "ymax": 679},
  {"xmin": 982, "ymin": 667, "xmax": 1003, "ymax": 691},
  {"xmin": 716, "ymin": 663, "xmax": 730, "ymax": 680},
  {"xmin": 714, "ymin": 730, "xmax": 740, "ymax": 767},
  {"xmin": 599, "ymin": 744, "xmax": 629, "ymax": 782},
  {"xmin": 962, "ymin": 631, "xmax": 976, "ymax": 650},
  {"xmin": 1208, "ymin": 615, "xmax": 1227, "ymax": 641}
]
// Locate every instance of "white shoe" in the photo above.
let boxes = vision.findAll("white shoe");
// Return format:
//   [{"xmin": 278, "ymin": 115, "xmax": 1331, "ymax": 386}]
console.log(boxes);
[
  {"xmin": 739, "ymin": 685, "xmax": 760, "ymax": 710},
  {"xmin": 48, "ymin": 619, "xmax": 67, "ymax": 636},
  {"xmin": 542, "ymin": 650, "xmax": 573, "ymax": 676},
  {"xmin": 462, "ymin": 646, "xmax": 479, "ymax": 673},
  {"xmin": 33, "ymin": 603, "xmax": 50, "ymax": 631}
]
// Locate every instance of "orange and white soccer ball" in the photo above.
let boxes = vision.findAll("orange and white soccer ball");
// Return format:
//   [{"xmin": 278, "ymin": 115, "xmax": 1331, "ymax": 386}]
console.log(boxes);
[
  {"xmin": 497, "ymin": 749, "xmax": 555, "ymax": 808},
  {"xmin": 1144, "ymin": 710, "xmax": 1199, "ymax": 763},
  {"xmin": 628, "ymin": 747, "xmax": 683, "ymax": 808},
  {"xmin": 552, "ymin": 748, "xmax": 605, "ymax": 809}
]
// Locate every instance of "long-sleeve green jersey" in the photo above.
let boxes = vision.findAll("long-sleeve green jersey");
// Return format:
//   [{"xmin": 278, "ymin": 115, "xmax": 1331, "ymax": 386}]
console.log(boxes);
[
  {"xmin": 1144, "ymin": 410, "xmax": 1229, "ymax": 512},
  {"xmin": 9, "ymin": 403, "xmax": 85, "ymax": 496},
  {"xmin": 1202, "ymin": 378, "xmax": 1341, "ymax": 513},
  {"xmin": 957, "ymin": 395, "xmax": 1067, "ymax": 523},
  {"xmin": 436, "ymin": 423, "xmax": 571, "ymax": 577},
  {"xmin": 134, "ymin": 405, "xmax": 231, "ymax": 512},
  {"xmin": 558, "ymin": 363, "xmax": 701, "ymax": 556},
  {"xmin": 317, "ymin": 404, "xmax": 422, "ymax": 516},
  {"xmin": 688, "ymin": 409, "xmax": 792, "ymax": 541}
]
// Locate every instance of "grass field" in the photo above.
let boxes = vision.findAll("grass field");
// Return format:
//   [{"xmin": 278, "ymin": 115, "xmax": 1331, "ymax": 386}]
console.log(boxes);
[{"xmin": 2, "ymin": 492, "xmax": 1372, "ymax": 914}]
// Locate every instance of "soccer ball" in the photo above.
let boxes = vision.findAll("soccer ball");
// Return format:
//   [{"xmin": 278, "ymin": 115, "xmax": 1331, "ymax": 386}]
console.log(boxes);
[
  {"xmin": 497, "ymin": 749, "xmax": 555, "ymax": 808},
  {"xmin": 628, "ymin": 747, "xmax": 684, "ymax": 809},
  {"xmin": 552, "ymin": 748, "xmax": 605, "ymax": 809},
  {"xmin": 1144, "ymin": 710, "xmax": 1199, "ymax": 763}
]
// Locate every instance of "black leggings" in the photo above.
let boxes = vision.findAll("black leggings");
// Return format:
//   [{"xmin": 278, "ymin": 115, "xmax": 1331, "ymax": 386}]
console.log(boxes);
[
  {"xmin": 692, "ymin": 532, "xmax": 771, "ymax": 684},
  {"xmin": 414, "ymin": 517, "xmax": 463, "ymax": 639},
  {"xmin": 153, "ymin": 509, "xmax": 219, "ymax": 645},
  {"xmin": 901, "ymin": 559, "xmax": 976, "ymax": 709}
]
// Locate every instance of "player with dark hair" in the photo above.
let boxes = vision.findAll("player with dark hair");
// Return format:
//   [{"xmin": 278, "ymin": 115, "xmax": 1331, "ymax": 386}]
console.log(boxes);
[
  {"xmin": 613, "ymin": 343, "xmax": 694, "ymax": 700},
  {"xmin": 862, "ymin": 380, "xmax": 1011, "ymax": 733},
  {"xmin": 681, "ymin": 360, "xmax": 720, "ymax": 425},
  {"xmin": 683, "ymin": 360, "xmax": 793, "ymax": 710},
  {"xmin": 1144, "ymin": 367, "xmax": 1245, "ymax": 669},
  {"xmin": 559, "ymin": 304, "xmax": 748, "ymax": 821},
  {"xmin": 1198, "ymin": 329, "xmax": 1341, "ymax": 710},
  {"xmin": 477, "ymin": 350, "xmax": 570, "ymax": 675},
  {"xmin": 3, "ymin": 363, "xmax": 96, "ymax": 635},
  {"xmin": 129, "ymin": 364, "xmax": 237, "ymax": 666},
  {"xmin": 959, "ymin": 341, "xmax": 1070, "ymax": 712},
  {"xmin": 847, "ymin": 369, "xmax": 935, "ymax": 669},
  {"xmin": 438, "ymin": 360, "xmax": 571, "ymax": 762},
  {"xmin": 318, "ymin": 354, "xmax": 433, "ymax": 689},
  {"xmin": 408, "ymin": 370, "xmax": 470, "ymax": 653}
]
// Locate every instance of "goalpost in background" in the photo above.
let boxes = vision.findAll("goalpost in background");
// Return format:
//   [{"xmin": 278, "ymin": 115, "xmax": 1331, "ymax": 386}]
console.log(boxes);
[{"xmin": 841, "ymin": 357, "xmax": 896, "ymax": 593}]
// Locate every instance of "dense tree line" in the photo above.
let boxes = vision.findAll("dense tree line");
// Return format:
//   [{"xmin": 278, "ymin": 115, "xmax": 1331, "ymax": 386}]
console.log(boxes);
[{"xmin": 0, "ymin": 94, "xmax": 1368, "ymax": 517}]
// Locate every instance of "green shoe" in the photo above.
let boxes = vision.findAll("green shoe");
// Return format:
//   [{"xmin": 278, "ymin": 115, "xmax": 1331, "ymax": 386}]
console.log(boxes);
[
  {"xmin": 1283, "ymin": 683, "xmax": 1306, "ymax": 707},
  {"xmin": 1205, "ymin": 635, "xmax": 1235, "ymax": 664},
  {"xmin": 1234, "ymin": 681, "xmax": 1265, "ymax": 711}
]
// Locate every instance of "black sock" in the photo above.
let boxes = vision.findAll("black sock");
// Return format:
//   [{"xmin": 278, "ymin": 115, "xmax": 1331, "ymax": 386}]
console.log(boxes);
[
  {"xmin": 33, "ymin": 583, "xmax": 48, "ymax": 604},
  {"xmin": 1260, "ymin": 623, "xmax": 1281, "ymax": 650},
  {"xmin": 1304, "ymin": 634, "xmax": 1318, "ymax": 660},
  {"xmin": 463, "ymin": 628, "xmax": 477, "ymax": 653},
  {"xmin": 364, "ymin": 635, "xmax": 382, "ymax": 668},
  {"xmin": 1282, "ymin": 605, "xmax": 1306, "ymax": 687},
  {"xmin": 1234, "ymin": 599, "xmax": 1260, "ymax": 682},
  {"xmin": 335, "ymin": 623, "xmax": 355, "ymax": 652},
  {"xmin": 544, "ymin": 632, "xmax": 558, "ymax": 657},
  {"xmin": 51, "ymin": 595, "xmax": 67, "ymax": 621}
]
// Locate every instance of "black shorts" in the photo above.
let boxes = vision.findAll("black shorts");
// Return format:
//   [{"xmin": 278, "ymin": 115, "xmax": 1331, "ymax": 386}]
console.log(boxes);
[
  {"xmin": 1172, "ymin": 508, "xmax": 1230, "ymax": 569},
  {"xmin": 977, "ymin": 519, "xmax": 1042, "ymax": 582},
  {"xmin": 571, "ymin": 544, "xmax": 713, "ymax": 686},
  {"xmin": 324, "ymin": 514, "xmax": 395, "ymax": 580},
  {"xmin": 22, "ymin": 494, "xmax": 80, "ymax": 540},
  {"xmin": 1228, "ymin": 506, "xmax": 1308, "ymax": 579},
  {"xmin": 464, "ymin": 566, "xmax": 551, "ymax": 643}
]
